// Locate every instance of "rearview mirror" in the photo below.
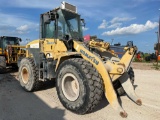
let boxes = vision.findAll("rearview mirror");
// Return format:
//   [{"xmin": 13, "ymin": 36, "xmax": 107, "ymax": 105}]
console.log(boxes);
[
  {"xmin": 81, "ymin": 19, "xmax": 85, "ymax": 27},
  {"xmin": 127, "ymin": 41, "xmax": 133, "ymax": 47},
  {"xmin": 19, "ymin": 38, "xmax": 22, "ymax": 42},
  {"xmin": 48, "ymin": 11, "xmax": 59, "ymax": 20},
  {"xmin": 17, "ymin": 38, "xmax": 22, "ymax": 42}
]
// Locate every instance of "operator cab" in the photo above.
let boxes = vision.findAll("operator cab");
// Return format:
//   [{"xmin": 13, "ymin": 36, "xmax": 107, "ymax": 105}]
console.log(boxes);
[
  {"xmin": 40, "ymin": 2, "xmax": 84, "ymax": 41},
  {"xmin": 0, "ymin": 36, "xmax": 22, "ymax": 51}
]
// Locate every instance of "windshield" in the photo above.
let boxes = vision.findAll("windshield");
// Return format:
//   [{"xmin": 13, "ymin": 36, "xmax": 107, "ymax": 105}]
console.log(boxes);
[
  {"xmin": 3, "ymin": 37, "xmax": 19, "ymax": 47},
  {"xmin": 57, "ymin": 9, "xmax": 83, "ymax": 39},
  {"xmin": 45, "ymin": 21, "xmax": 55, "ymax": 38}
]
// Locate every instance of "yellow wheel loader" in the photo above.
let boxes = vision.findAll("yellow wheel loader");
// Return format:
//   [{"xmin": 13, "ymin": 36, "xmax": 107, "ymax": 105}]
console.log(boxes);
[
  {"xmin": 18, "ymin": 2, "xmax": 142, "ymax": 118},
  {"xmin": 0, "ymin": 36, "xmax": 26, "ymax": 73}
]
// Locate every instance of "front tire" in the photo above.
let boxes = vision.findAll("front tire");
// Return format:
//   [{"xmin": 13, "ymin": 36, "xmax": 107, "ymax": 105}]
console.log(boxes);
[
  {"xmin": 56, "ymin": 58, "xmax": 104, "ymax": 114},
  {"xmin": 18, "ymin": 58, "xmax": 41, "ymax": 91},
  {"xmin": 0, "ymin": 56, "xmax": 6, "ymax": 74}
]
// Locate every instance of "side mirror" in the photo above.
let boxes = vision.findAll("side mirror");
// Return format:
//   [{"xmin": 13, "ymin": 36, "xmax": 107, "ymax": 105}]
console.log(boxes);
[
  {"xmin": 48, "ymin": 11, "xmax": 59, "ymax": 20},
  {"xmin": 81, "ymin": 19, "xmax": 85, "ymax": 27},
  {"xmin": 19, "ymin": 38, "xmax": 22, "ymax": 42},
  {"xmin": 49, "ymin": 11, "xmax": 55, "ymax": 20},
  {"xmin": 127, "ymin": 41, "xmax": 133, "ymax": 47}
]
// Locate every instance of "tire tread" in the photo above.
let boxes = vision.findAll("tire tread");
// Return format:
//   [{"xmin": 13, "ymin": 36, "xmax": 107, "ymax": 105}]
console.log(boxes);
[{"xmin": 56, "ymin": 58, "xmax": 104, "ymax": 114}]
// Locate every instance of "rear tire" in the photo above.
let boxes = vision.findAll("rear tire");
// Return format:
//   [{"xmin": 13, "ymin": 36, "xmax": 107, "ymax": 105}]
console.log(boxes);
[
  {"xmin": 56, "ymin": 58, "xmax": 104, "ymax": 114},
  {"xmin": 18, "ymin": 58, "xmax": 41, "ymax": 91},
  {"xmin": 114, "ymin": 67, "xmax": 134, "ymax": 96},
  {"xmin": 0, "ymin": 56, "xmax": 6, "ymax": 74}
]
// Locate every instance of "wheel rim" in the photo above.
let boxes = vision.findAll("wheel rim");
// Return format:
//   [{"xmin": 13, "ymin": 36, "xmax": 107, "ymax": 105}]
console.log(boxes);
[
  {"xmin": 61, "ymin": 73, "xmax": 80, "ymax": 101},
  {"xmin": 21, "ymin": 67, "xmax": 29, "ymax": 84}
]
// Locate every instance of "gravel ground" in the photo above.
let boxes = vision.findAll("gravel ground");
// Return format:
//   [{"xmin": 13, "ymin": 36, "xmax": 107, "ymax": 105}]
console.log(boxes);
[
  {"xmin": 0, "ymin": 66, "xmax": 160, "ymax": 120},
  {"xmin": 131, "ymin": 62, "xmax": 159, "ymax": 70}
]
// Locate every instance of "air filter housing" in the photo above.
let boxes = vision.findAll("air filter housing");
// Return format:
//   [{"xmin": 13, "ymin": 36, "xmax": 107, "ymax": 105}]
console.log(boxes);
[{"xmin": 61, "ymin": 1, "xmax": 77, "ymax": 13}]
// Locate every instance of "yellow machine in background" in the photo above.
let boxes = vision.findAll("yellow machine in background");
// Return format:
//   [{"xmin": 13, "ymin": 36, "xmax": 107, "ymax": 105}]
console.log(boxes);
[
  {"xmin": 18, "ymin": 2, "xmax": 142, "ymax": 118},
  {"xmin": 0, "ymin": 36, "xmax": 26, "ymax": 73}
]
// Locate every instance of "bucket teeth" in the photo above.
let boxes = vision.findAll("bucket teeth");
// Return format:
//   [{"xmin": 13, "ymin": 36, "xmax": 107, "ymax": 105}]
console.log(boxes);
[
  {"xmin": 119, "ymin": 72, "xmax": 142, "ymax": 106},
  {"xmin": 136, "ymin": 99, "xmax": 142, "ymax": 106},
  {"xmin": 120, "ymin": 111, "xmax": 128, "ymax": 118}
]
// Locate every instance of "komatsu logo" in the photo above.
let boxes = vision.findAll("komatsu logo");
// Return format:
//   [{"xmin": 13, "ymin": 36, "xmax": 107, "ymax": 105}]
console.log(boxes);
[
  {"xmin": 47, "ymin": 42, "xmax": 55, "ymax": 44},
  {"xmin": 80, "ymin": 49, "xmax": 99, "ymax": 65}
]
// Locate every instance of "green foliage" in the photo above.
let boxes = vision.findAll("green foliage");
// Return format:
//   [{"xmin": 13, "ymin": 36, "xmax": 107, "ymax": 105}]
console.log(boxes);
[{"xmin": 144, "ymin": 53, "xmax": 150, "ymax": 58}]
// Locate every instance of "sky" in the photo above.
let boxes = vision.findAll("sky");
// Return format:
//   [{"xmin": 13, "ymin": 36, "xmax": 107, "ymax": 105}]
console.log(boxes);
[{"xmin": 0, "ymin": 0, "xmax": 160, "ymax": 53}]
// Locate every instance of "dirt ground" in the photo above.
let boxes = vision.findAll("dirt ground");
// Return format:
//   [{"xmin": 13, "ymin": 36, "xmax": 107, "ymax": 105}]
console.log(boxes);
[
  {"xmin": 131, "ymin": 62, "xmax": 158, "ymax": 70},
  {"xmin": 0, "ymin": 63, "xmax": 160, "ymax": 120}
]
